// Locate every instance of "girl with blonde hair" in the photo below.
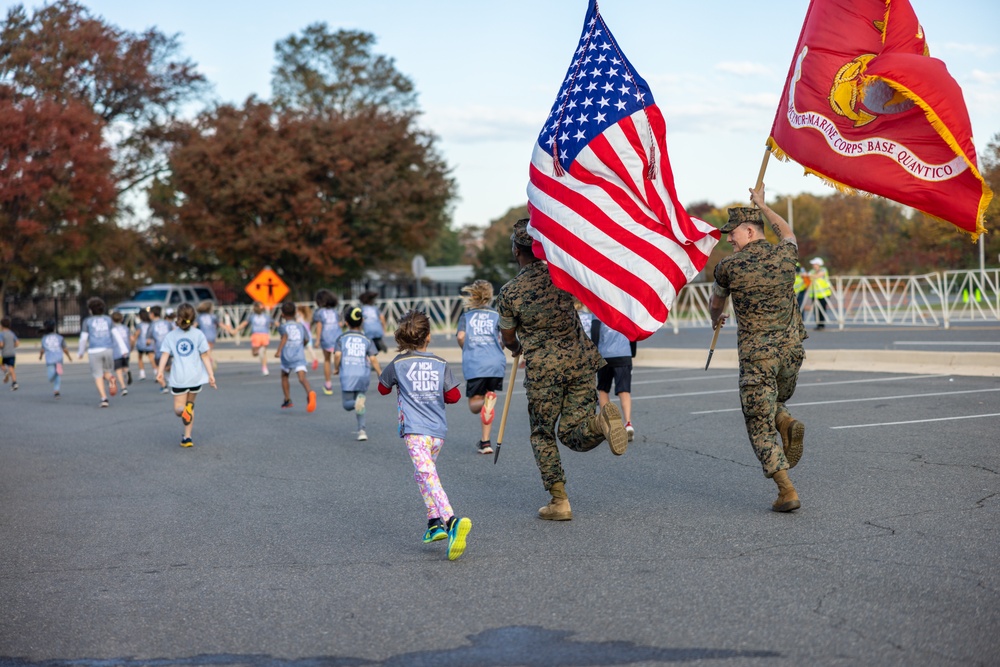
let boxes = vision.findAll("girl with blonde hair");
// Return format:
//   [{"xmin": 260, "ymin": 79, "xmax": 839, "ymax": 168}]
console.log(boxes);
[{"xmin": 456, "ymin": 280, "xmax": 506, "ymax": 455}]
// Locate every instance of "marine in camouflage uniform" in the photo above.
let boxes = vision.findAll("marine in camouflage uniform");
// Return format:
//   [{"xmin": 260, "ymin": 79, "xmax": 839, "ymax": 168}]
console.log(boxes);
[
  {"xmin": 495, "ymin": 219, "xmax": 629, "ymax": 520},
  {"xmin": 710, "ymin": 186, "xmax": 807, "ymax": 512}
]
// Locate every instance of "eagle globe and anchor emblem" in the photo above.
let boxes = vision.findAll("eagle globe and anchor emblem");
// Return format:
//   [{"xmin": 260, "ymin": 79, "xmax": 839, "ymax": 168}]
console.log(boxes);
[{"xmin": 827, "ymin": 21, "xmax": 923, "ymax": 127}]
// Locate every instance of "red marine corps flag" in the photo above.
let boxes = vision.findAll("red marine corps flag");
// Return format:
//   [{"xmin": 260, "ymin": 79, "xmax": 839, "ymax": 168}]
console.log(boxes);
[
  {"xmin": 768, "ymin": 0, "xmax": 992, "ymax": 238},
  {"xmin": 527, "ymin": 0, "xmax": 720, "ymax": 342}
]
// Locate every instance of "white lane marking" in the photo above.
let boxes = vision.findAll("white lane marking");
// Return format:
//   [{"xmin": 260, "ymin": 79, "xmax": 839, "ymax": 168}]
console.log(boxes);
[
  {"xmin": 639, "ymin": 373, "xmax": 948, "ymax": 402},
  {"xmin": 832, "ymin": 413, "xmax": 1000, "ymax": 429},
  {"xmin": 894, "ymin": 341, "xmax": 1000, "ymax": 347},
  {"xmin": 690, "ymin": 387, "xmax": 1000, "ymax": 414}
]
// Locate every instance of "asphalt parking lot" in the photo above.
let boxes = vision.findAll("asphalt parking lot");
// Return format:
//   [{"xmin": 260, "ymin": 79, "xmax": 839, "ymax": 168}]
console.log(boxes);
[{"xmin": 1, "ymin": 340, "xmax": 998, "ymax": 666}]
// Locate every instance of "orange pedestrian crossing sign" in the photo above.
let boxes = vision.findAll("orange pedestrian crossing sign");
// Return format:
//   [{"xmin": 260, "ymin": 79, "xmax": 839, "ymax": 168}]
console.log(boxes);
[{"xmin": 245, "ymin": 267, "xmax": 289, "ymax": 307}]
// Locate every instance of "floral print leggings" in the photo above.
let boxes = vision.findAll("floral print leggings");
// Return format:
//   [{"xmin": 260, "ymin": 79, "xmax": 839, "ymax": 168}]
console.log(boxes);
[{"xmin": 405, "ymin": 433, "xmax": 453, "ymax": 521}]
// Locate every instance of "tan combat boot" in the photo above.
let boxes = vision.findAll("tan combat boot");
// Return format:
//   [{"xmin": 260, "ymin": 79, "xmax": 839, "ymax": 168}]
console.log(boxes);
[
  {"xmin": 775, "ymin": 412, "xmax": 805, "ymax": 468},
  {"xmin": 538, "ymin": 481, "xmax": 573, "ymax": 521},
  {"xmin": 771, "ymin": 470, "xmax": 801, "ymax": 513},
  {"xmin": 593, "ymin": 402, "xmax": 629, "ymax": 455}
]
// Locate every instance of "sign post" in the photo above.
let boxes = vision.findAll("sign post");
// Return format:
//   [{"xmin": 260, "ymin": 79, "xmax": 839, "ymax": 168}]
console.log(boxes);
[{"xmin": 411, "ymin": 254, "xmax": 426, "ymax": 299}]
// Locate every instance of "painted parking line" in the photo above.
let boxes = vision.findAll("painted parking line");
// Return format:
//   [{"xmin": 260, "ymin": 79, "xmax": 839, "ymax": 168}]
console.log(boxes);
[
  {"xmin": 690, "ymin": 387, "xmax": 1000, "ymax": 415},
  {"xmin": 831, "ymin": 413, "xmax": 1000, "ymax": 429}
]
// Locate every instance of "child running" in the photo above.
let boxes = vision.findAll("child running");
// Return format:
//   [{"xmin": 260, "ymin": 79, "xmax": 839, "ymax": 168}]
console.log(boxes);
[
  {"xmin": 275, "ymin": 301, "xmax": 316, "ymax": 413},
  {"xmin": 146, "ymin": 306, "xmax": 174, "ymax": 394},
  {"xmin": 591, "ymin": 317, "xmax": 636, "ymax": 441},
  {"xmin": 334, "ymin": 306, "xmax": 382, "ymax": 441},
  {"xmin": 455, "ymin": 280, "xmax": 506, "ymax": 455},
  {"xmin": 236, "ymin": 302, "xmax": 273, "ymax": 376},
  {"xmin": 195, "ymin": 300, "xmax": 224, "ymax": 370},
  {"xmin": 1, "ymin": 316, "xmax": 19, "ymax": 390},
  {"xmin": 359, "ymin": 290, "xmax": 388, "ymax": 353},
  {"xmin": 110, "ymin": 311, "xmax": 132, "ymax": 396},
  {"xmin": 156, "ymin": 303, "xmax": 216, "ymax": 448},
  {"xmin": 312, "ymin": 289, "xmax": 341, "ymax": 396},
  {"xmin": 78, "ymin": 297, "xmax": 118, "ymax": 407},
  {"xmin": 39, "ymin": 320, "xmax": 72, "ymax": 397},
  {"xmin": 377, "ymin": 309, "xmax": 471, "ymax": 561},
  {"xmin": 295, "ymin": 303, "xmax": 319, "ymax": 371},
  {"xmin": 133, "ymin": 308, "xmax": 153, "ymax": 380}
]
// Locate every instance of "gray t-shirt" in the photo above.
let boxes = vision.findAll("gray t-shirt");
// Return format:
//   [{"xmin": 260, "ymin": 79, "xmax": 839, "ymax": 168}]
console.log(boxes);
[
  {"xmin": 379, "ymin": 351, "xmax": 457, "ymax": 440},
  {"xmin": 335, "ymin": 331, "xmax": 377, "ymax": 392},
  {"xmin": 456, "ymin": 308, "xmax": 505, "ymax": 380}
]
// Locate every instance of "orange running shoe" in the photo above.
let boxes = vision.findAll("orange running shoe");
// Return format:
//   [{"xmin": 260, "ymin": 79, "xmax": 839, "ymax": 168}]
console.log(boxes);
[{"xmin": 306, "ymin": 390, "xmax": 317, "ymax": 413}]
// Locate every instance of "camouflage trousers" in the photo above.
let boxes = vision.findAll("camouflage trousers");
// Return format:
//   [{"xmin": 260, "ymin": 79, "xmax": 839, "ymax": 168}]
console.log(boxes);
[
  {"xmin": 738, "ymin": 345, "xmax": 804, "ymax": 478},
  {"xmin": 526, "ymin": 374, "xmax": 605, "ymax": 491}
]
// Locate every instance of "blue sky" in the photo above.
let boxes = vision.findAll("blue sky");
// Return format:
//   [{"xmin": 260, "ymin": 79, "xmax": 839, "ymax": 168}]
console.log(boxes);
[{"xmin": 12, "ymin": 0, "xmax": 999, "ymax": 229}]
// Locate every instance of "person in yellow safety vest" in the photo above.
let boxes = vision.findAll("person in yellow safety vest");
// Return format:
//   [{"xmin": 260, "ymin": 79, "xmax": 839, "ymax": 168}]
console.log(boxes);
[
  {"xmin": 794, "ymin": 263, "xmax": 809, "ymax": 314},
  {"xmin": 808, "ymin": 257, "xmax": 832, "ymax": 330}
]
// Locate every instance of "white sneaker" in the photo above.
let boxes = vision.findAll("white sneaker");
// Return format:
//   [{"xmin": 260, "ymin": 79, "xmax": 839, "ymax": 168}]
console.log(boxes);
[
  {"xmin": 357, "ymin": 429, "xmax": 368, "ymax": 441},
  {"xmin": 625, "ymin": 421, "xmax": 635, "ymax": 442},
  {"xmin": 262, "ymin": 366, "xmax": 269, "ymax": 376},
  {"xmin": 355, "ymin": 393, "xmax": 366, "ymax": 416}
]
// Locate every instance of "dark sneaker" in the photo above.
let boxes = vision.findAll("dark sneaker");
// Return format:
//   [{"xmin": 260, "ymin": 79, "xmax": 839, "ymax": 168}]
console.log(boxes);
[
  {"xmin": 476, "ymin": 440, "xmax": 494, "ymax": 455},
  {"xmin": 422, "ymin": 520, "xmax": 447, "ymax": 544},
  {"xmin": 446, "ymin": 516, "xmax": 472, "ymax": 561},
  {"xmin": 180, "ymin": 437, "xmax": 194, "ymax": 448},
  {"xmin": 100, "ymin": 399, "xmax": 109, "ymax": 408},
  {"xmin": 599, "ymin": 402, "xmax": 629, "ymax": 455},
  {"xmin": 127, "ymin": 370, "xmax": 133, "ymax": 385},
  {"xmin": 281, "ymin": 399, "xmax": 294, "ymax": 409},
  {"xmin": 10, "ymin": 382, "xmax": 18, "ymax": 391}
]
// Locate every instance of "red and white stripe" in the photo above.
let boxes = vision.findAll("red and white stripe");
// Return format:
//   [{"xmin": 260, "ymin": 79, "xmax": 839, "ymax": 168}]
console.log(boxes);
[{"xmin": 527, "ymin": 105, "xmax": 719, "ymax": 341}]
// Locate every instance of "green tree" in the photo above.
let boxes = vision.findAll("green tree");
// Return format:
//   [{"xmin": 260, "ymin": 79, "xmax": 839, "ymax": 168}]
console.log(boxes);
[
  {"xmin": 424, "ymin": 221, "xmax": 464, "ymax": 266},
  {"xmin": 272, "ymin": 24, "xmax": 416, "ymax": 117},
  {"xmin": 473, "ymin": 206, "xmax": 527, "ymax": 288}
]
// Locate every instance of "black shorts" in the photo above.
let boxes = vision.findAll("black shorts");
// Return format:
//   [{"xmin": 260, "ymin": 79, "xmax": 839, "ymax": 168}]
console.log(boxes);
[
  {"xmin": 114, "ymin": 357, "xmax": 130, "ymax": 370},
  {"xmin": 597, "ymin": 362, "xmax": 632, "ymax": 394},
  {"xmin": 2, "ymin": 356, "xmax": 14, "ymax": 367},
  {"xmin": 466, "ymin": 376, "xmax": 503, "ymax": 398},
  {"xmin": 170, "ymin": 385, "xmax": 203, "ymax": 396}
]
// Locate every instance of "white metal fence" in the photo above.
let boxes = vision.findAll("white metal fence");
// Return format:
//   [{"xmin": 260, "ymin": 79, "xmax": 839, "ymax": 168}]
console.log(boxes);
[{"xmin": 123, "ymin": 268, "xmax": 999, "ymax": 337}]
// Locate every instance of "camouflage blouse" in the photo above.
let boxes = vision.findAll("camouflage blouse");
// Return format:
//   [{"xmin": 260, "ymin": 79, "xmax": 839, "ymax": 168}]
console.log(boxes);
[
  {"xmin": 713, "ymin": 239, "xmax": 807, "ymax": 360},
  {"xmin": 496, "ymin": 261, "xmax": 603, "ymax": 387}
]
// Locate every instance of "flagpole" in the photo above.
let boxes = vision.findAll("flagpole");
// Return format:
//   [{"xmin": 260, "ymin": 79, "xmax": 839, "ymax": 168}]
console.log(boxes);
[
  {"xmin": 492, "ymin": 356, "xmax": 520, "ymax": 464},
  {"xmin": 754, "ymin": 145, "xmax": 771, "ymax": 192},
  {"xmin": 705, "ymin": 317, "xmax": 723, "ymax": 370}
]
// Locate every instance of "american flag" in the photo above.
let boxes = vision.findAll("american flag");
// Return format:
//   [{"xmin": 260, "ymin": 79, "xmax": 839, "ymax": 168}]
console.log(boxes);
[{"xmin": 526, "ymin": 0, "xmax": 720, "ymax": 341}]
